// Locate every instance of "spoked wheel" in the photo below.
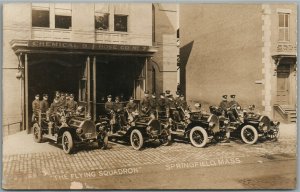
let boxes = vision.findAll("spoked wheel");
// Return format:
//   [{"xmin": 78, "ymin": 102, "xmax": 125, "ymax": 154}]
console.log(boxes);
[
  {"xmin": 98, "ymin": 133, "xmax": 109, "ymax": 149},
  {"xmin": 189, "ymin": 126, "xmax": 208, "ymax": 148},
  {"xmin": 62, "ymin": 131, "xmax": 74, "ymax": 154},
  {"xmin": 241, "ymin": 125, "xmax": 258, "ymax": 144},
  {"xmin": 33, "ymin": 123, "xmax": 42, "ymax": 143},
  {"xmin": 130, "ymin": 129, "xmax": 144, "ymax": 150},
  {"xmin": 159, "ymin": 129, "xmax": 171, "ymax": 146},
  {"xmin": 267, "ymin": 127, "xmax": 280, "ymax": 141}
]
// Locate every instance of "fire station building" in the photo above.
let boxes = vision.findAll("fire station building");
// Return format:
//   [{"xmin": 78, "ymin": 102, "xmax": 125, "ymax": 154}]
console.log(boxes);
[
  {"xmin": 180, "ymin": 4, "xmax": 297, "ymax": 123},
  {"xmin": 3, "ymin": 3, "xmax": 179, "ymax": 135}
]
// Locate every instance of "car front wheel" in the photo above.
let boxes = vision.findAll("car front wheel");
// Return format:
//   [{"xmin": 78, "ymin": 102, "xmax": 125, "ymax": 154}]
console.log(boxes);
[
  {"xmin": 241, "ymin": 125, "xmax": 258, "ymax": 144},
  {"xmin": 62, "ymin": 131, "xmax": 74, "ymax": 154},
  {"xmin": 130, "ymin": 129, "xmax": 144, "ymax": 150},
  {"xmin": 189, "ymin": 126, "xmax": 208, "ymax": 148}
]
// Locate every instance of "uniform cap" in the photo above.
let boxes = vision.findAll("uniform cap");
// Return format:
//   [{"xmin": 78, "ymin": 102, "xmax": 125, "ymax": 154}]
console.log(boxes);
[
  {"xmin": 144, "ymin": 90, "xmax": 149, "ymax": 94},
  {"xmin": 165, "ymin": 90, "xmax": 171, "ymax": 94},
  {"xmin": 175, "ymin": 91, "xmax": 180, "ymax": 95},
  {"xmin": 65, "ymin": 93, "xmax": 70, "ymax": 97},
  {"xmin": 107, "ymin": 95, "xmax": 112, "ymax": 98},
  {"xmin": 160, "ymin": 93, "xmax": 165, "ymax": 96},
  {"xmin": 180, "ymin": 94, "xmax": 184, "ymax": 97},
  {"xmin": 230, "ymin": 95, "xmax": 236, "ymax": 99},
  {"xmin": 70, "ymin": 94, "xmax": 74, "ymax": 98},
  {"xmin": 61, "ymin": 92, "xmax": 65, "ymax": 96},
  {"xmin": 152, "ymin": 93, "xmax": 156, "ymax": 97},
  {"xmin": 115, "ymin": 96, "xmax": 120, "ymax": 100},
  {"xmin": 129, "ymin": 96, "xmax": 134, "ymax": 100},
  {"xmin": 55, "ymin": 91, "xmax": 60, "ymax": 94},
  {"xmin": 222, "ymin": 95, "xmax": 228, "ymax": 99},
  {"xmin": 35, "ymin": 94, "xmax": 40, "ymax": 97},
  {"xmin": 43, "ymin": 94, "xmax": 48, "ymax": 97}
]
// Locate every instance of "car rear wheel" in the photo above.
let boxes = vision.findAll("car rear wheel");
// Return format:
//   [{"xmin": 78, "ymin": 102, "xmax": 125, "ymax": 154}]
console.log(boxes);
[
  {"xmin": 130, "ymin": 129, "xmax": 144, "ymax": 150},
  {"xmin": 189, "ymin": 126, "xmax": 208, "ymax": 148},
  {"xmin": 159, "ymin": 129, "xmax": 171, "ymax": 146},
  {"xmin": 241, "ymin": 125, "xmax": 258, "ymax": 144},
  {"xmin": 33, "ymin": 123, "xmax": 42, "ymax": 143},
  {"xmin": 62, "ymin": 131, "xmax": 74, "ymax": 154}
]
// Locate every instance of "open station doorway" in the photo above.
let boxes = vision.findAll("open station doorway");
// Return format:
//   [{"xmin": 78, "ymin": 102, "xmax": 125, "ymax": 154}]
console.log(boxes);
[{"xmin": 27, "ymin": 53, "xmax": 148, "ymax": 124}]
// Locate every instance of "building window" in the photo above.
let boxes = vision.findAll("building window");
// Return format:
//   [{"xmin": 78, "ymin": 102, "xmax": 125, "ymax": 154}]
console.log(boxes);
[
  {"xmin": 55, "ymin": 15, "xmax": 71, "ymax": 29},
  {"xmin": 95, "ymin": 13, "xmax": 109, "ymax": 30},
  {"xmin": 278, "ymin": 13, "xmax": 289, "ymax": 42},
  {"xmin": 55, "ymin": 3, "xmax": 72, "ymax": 29},
  {"xmin": 32, "ymin": 10, "xmax": 50, "ymax": 27},
  {"xmin": 114, "ymin": 15, "xmax": 128, "ymax": 32}
]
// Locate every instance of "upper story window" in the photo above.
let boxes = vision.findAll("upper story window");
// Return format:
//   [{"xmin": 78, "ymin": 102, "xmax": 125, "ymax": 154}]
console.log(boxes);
[
  {"xmin": 95, "ymin": 4, "xmax": 110, "ymax": 31},
  {"xmin": 31, "ymin": 3, "xmax": 72, "ymax": 29},
  {"xmin": 55, "ymin": 3, "xmax": 72, "ymax": 29},
  {"xmin": 114, "ymin": 15, "xmax": 128, "ymax": 32},
  {"xmin": 32, "ymin": 3, "xmax": 50, "ymax": 27},
  {"xmin": 278, "ymin": 13, "xmax": 290, "ymax": 42}
]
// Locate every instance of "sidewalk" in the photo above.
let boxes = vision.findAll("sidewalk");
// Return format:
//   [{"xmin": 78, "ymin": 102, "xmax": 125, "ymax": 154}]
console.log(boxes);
[{"xmin": 2, "ymin": 123, "xmax": 297, "ymax": 156}]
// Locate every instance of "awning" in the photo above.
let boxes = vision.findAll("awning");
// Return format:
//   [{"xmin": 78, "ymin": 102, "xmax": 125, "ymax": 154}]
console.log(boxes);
[
  {"xmin": 10, "ymin": 39, "xmax": 158, "ymax": 56},
  {"xmin": 272, "ymin": 54, "xmax": 297, "ymax": 66}
]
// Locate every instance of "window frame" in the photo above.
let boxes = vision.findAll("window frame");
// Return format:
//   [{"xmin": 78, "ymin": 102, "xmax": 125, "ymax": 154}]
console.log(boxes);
[
  {"xmin": 278, "ymin": 12, "xmax": 290, "ymax": 42},
  {"xmin": 31, "ymin": 6, "xmax": 50, "ymax": 28},
  {"xmin": 95, "ymin": 12, "xmax": 110, "ymax": 31},
  {"xmin": 114, "ymin": 14, "xmax": 128, "ymax": 32}
]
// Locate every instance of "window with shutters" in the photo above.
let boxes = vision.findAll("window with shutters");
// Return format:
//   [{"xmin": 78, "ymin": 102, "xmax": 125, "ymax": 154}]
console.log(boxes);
[{"xmin": 278, "ymin": 13, "xmax": 289, "ymax": 42}]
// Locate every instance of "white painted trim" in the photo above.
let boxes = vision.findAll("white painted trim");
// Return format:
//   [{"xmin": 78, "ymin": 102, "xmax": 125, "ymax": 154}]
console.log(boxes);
[{"xmin": 276, "ymin": 8, "xmax": 292, "ymax": 14}]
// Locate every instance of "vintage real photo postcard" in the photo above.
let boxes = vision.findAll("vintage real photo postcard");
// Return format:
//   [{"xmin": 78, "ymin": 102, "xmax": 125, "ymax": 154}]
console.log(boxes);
[{"xmin": 2, "ymin": 2, "xmax": 297, "ymax": 190}]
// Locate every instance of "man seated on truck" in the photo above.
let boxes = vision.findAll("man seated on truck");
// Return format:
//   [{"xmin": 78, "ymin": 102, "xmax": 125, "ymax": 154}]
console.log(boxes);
[{"xmin": 126, "ymin": 96, "xmax": 138, "ymax": 124}]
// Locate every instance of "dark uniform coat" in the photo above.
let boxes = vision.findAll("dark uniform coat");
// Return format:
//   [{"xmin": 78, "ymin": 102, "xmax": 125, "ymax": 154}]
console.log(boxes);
[
  {"xmin": 49, "ymin": 99, "xmax": 61, "ymax": 115},
  {"xmin": 141, "ymin": 97, "xmax": 151, "ymax": 110},
  {"xmin": 228, "ymin": 100, "xmax": 240, "ymax": 108},
  {"xmin": 149, "ymin": 98, "xmax": 158, "ymax": 111},
  {"xmin": 105, "ymin": 101, "xmax": 114, "ymax": 114},
  {"xmin": 157, "ymin": 98, "xmax": 166, "ymax": 111},
  {"xmin": 126, "ymin": 102, "xmax": 137, "ymax": 113},
  {"xmin": 114, "ymin": 102, "xmax": 124, "ymax": 113},
  {"xmin": 32, "ymin": 99, "xmax": 40, "ymax": 114},
  {"xmin": 66, "ymin": 100, "xmax": 78, "ymax": 112},
  {"xmin": 219, "ymin": 100, "xmax": 228, "ymax": 111},
  {"xmin": 40, "ymin": 100, "xmax": 49, "ymax": 113}
]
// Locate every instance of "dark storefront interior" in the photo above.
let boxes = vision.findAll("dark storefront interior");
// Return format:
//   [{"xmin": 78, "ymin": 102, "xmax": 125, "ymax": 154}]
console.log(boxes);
[{"xmin": 28, "ymin": 54, "xmax": 146, "ymax": 118}]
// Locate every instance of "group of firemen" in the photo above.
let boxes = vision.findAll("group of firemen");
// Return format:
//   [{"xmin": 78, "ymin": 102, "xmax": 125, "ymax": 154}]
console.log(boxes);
[
  {"xmin": 104, "ymin": 90, "xmax": 189, "ymax": 123},
  {"xmin": 31, "ymin": 91, "xmax": 78, "ymax": 121}
]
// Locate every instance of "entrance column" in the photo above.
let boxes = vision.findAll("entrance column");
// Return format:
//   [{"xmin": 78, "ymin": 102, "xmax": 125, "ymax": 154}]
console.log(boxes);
[
  {"xmin": 93, "ymin": 56, "xmax": 97, "ymax": 121},
  {"xmin": 87, "ymin": 56, "xmax": 91, "ymax": 116},
  {"xmin": 24, "ymin": 53, "xmax": 29, "ymax": 134}
]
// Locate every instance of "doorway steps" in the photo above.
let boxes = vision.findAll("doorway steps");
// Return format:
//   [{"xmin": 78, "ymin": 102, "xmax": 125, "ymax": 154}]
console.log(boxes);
[{"xmin": 274, "ymin": 104, "xmax": 297, "ymax": 123}]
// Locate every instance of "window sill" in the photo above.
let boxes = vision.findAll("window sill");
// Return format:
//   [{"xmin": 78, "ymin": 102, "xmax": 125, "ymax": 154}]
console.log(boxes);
[{"xmin": 32, "ymin": 27, "xmax": 72, "ymax": 31}]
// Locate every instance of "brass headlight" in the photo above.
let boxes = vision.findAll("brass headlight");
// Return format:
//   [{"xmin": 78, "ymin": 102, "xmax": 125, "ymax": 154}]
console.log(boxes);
[{"xmin": 76, "ymin": 128, "xmax": 83, "ymax": 135}]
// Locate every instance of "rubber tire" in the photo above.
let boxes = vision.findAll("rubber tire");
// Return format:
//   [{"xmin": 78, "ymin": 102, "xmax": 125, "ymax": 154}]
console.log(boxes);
[
  {"xmin": 189, "ymin": 126, "xmax": 208, "ymax": 148},
  {"xmin": 33, "ymin": 123, "xmax": 42, "ymax": 143},
  {"xmin": 62, "ymin": 131, "xmax": 74, "ymax": 154},
  {"xmin": 130, "ymin": 129, "xmax": 144, "ymax": 150},
  {"xmin": 241, "ymin": 125, "xmax": 258, "ymax": 144}
]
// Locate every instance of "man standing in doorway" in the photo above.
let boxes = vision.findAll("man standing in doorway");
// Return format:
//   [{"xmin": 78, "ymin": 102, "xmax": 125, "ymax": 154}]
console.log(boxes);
[
  {"xmin": 32, "ymin": 94, "xmax": 40, "ymax": 123},
  {"xmin": 40, "ymin": 94, "xmax": 49, "ymax": 114}
]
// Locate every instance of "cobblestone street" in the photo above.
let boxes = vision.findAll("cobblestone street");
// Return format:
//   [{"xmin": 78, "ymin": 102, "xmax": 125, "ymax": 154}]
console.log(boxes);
[{"xmin": 2, "ymin": 123, "xmax": 297, "ymax": 189}]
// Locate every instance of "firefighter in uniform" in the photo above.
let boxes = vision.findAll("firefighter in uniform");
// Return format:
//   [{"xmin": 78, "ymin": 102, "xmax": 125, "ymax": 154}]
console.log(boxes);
[
  {"xmin": 149, "ymin": 93, "xmax": 158, "ymax": 114},
  {"xmin": 167, "ymin": 94, "xmax": 180, "ymax": 121},
  {"xmin": 105, "ymin": 95, "xmax": 114, "ymax": 115},
  {"xmin": 228, "ymin": 94, "xmax": 240, "ymax": 108},
  {"xmin": 157, "ymin": 93, "xmax": 167, "ymax": 117},
  {"xmin": 174, "ymin": 91, "xmax": 181, "ymax": 108},
  {"xmin": 49, "ymin": 94, "xmax": 62, "ymax": 125},
  {"xmin": 40, "ymin": 94, "xmax": 49, "ymax": 120},
  {"xmin": 126, "ymin": 96, "xmax": 138, "ymax": 123},
  {"xmin": 219, "ymin": 95, "xmax": 228, "ymax": 112},
  {"xmin": 66, "ymin": 94, "xmax": 78, "ymax": 114},
  {"xmin": 32, "ymin": 94, "xmax": 40, "ymax": 122},
  {"xmin": 140, "ymin": 90, "xmax": 151, "ymax": 115},
  {"xmin": 114, "ymin": 96, "xmax": 126, "ymax": 126}
]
